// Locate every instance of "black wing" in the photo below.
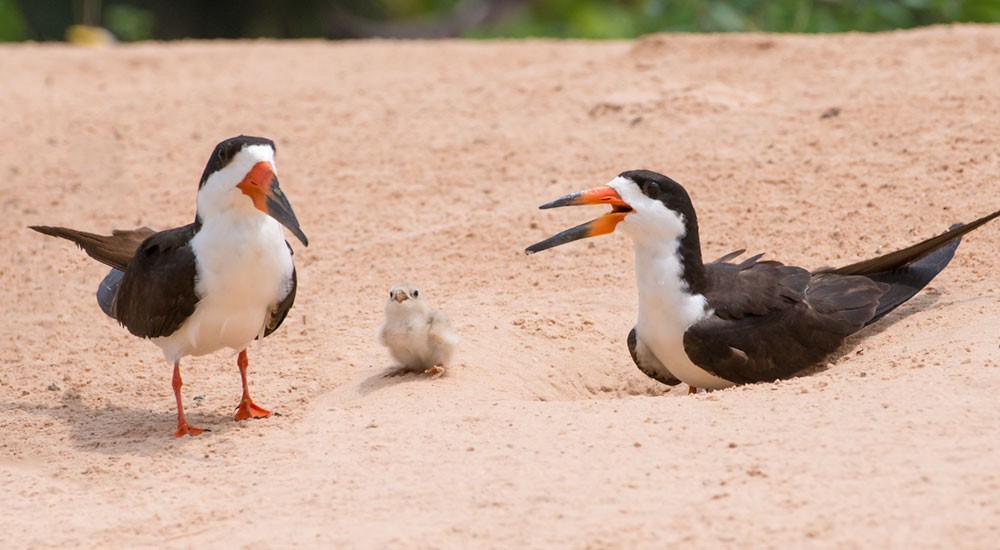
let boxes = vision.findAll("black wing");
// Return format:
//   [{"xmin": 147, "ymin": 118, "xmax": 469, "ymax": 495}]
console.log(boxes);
[
  {"xmin": 262, "ymin": 242, "xmax": 297, "ymax": 338},
  {"xmin": 627, "ymin": 327, "xmax": 682, "ymax": 386},
  {"xmin": 682, "ymin": 253, "xmax": 886, "ymax": 384},
  {"xmin": 113, "ymin": 224, "xmax": 199, "ymax": 339}
]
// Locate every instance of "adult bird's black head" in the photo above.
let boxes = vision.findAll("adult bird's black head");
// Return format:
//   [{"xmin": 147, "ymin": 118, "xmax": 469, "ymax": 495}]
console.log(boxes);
[
  {"xmin": 196, "ymin": 135, "xmax": 309, "ymax": 247},
  {"xmin": 526, "ymin": 170, "xmax": 707, "ymax": 292}
]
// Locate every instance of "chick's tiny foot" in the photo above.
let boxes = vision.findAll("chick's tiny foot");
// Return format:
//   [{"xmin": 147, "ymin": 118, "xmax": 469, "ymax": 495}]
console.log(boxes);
[{"xmin": 424, "ymin": 366, "xmax": 445, "ymax": 378}]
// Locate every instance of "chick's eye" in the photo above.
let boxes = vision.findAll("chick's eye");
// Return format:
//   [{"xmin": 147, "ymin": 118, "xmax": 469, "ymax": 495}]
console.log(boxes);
[
  {"xmin": 389, "ymin": 291, "xmax": 394, "ymax": 298},
  {"xmin": 644, "ymin": 182, "xmax": 660, "ymax": 196},
  {"xmin": 412, "ymin": 290, "xmax": 419, "ymax": 298}
]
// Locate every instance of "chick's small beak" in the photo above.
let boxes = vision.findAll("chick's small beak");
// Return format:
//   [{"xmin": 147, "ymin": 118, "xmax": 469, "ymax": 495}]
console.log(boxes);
[
  {"xmin": 525, "ymin": 186, "xmax": 632, "ymax": 254},
  {"xmin": 393, "ymin": 290, "xmax": 409, "ymax": 303},
  {"xmin": 237, "ymin": 162, "xmax": 309, "ymax": 247}
]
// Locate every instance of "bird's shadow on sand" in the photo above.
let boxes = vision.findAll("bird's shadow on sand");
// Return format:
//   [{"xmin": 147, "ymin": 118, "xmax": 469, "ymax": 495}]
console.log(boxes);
[
  {"xmin": 356, "ymin": 365, "xmax": 439, "ymax": 397},
  {"xmin": 3, "ymin": 392, "xmax": 244, "ymax": 456}
]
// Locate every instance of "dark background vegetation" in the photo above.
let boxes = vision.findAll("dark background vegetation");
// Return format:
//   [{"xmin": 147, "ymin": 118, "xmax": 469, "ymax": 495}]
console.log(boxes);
[{"xmin": 1, "ymin": 0, "xmax": 999, "ymax": 41}]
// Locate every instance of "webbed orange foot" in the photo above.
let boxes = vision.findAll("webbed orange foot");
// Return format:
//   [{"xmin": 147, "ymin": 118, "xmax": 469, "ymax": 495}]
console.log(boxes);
[
  {"xmin": 174, "ymin": 422, "xmax": 205, "ymax": 437},
  {"xmin": 234, "ymin": 398, "xmax": 271, "ymax": 421}
]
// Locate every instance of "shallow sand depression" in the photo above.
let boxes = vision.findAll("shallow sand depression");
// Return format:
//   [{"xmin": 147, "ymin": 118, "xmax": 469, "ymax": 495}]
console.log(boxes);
[{"xmin": 2, "ymin": 25, "xmax": 999, "ymax": 547}]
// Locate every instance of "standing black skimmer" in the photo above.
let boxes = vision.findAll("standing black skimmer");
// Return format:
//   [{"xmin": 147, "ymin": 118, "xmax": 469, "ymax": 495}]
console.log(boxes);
[
  {"xmin": 526, "ymin": 170, "xmax": 999, "ymax": 391},
  {"xmin": 31, "ymin": 135, "xmax": 308, "ymax": 436}
]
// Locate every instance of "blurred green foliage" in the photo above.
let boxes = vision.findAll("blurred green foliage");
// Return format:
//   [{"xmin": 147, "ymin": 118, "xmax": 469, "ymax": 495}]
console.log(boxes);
[
  {"xmin": 476, "ymin": 0, "xmax": 1000, "ymax": 36},
  {"xmin": 104, "ymin": 4, "xmax": 153, "ymax": 41},
  {"xmin": 1, "ymin": 0, "xmax": 999, "ymax": 42},
  {"xmin": 0, "ymin": 0, "xmax": 26, "ymax": 40}
]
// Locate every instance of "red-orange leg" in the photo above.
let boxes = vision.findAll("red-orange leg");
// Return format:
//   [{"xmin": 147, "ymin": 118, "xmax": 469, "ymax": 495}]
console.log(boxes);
[
  {"xmin": 172, "ymin": 362, "xmax": 205, "ymax": 437},
  {"xmin": 234, "ymin": 350, "xmax": 271, "ymax": 421}
]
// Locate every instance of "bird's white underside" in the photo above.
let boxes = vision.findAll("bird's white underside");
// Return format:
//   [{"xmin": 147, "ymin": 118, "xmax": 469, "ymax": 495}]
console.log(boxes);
[
  {"xmin": 153, "ymin": 145, "xmax": 295, "ymax": 363},
  {"xmin": 611, "ymin": 177, "xmax": 734, "ymax": 390}
]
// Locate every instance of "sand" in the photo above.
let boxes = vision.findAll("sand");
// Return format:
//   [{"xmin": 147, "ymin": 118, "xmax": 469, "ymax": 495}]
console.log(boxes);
[{"xmin": 2, "ymin": 25, "xmax": 999, "ymax": 548}]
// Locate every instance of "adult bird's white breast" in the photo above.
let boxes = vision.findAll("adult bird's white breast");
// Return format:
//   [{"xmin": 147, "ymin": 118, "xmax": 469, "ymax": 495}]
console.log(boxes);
[
  {"xmin": 631, "ymin": 242, "xmax": 732, "ymax": 390},
  {"xmin": 159, "ymin": 215, "xmax": 293, "ymax": 360},
  {"xmin": 612, "ymin": 177, "xmax": 732, "ymax": 390}
]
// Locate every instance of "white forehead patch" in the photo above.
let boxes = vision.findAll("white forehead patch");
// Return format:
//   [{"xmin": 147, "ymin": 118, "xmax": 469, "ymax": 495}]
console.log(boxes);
[
  {"xmin": 609, "ymin": 176, "xmax": 687, "ymax": 245},
  {"xmin": 232, "ymin": 144, "xmax": 277, "ymax": 177},
  {"xmin": 207, "ymin": 144, "xmax": 274, "ymax": 189}
]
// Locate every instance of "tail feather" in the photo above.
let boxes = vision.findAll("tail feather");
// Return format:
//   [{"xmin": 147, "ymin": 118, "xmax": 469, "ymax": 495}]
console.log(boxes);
[
  {"xmin": 828, "ymin": 210, "xmax": 999, "ymax": 276},
  {"xmin": 819, "ymin": 209, "xmax": 999, "ymax": 326},
  {"xmin": 30, "ymin": 225, "xmax": 155, "ymax": 271}
]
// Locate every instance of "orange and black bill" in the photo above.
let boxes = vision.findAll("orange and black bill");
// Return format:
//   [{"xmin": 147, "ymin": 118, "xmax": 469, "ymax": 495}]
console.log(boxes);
[
  {"xmin": 525, "ymin": 186, "xmax": 632, "ymax": 255},
  {"xmin": 237, "ymin": 161, "xmax": 309, "ymax": 247}
]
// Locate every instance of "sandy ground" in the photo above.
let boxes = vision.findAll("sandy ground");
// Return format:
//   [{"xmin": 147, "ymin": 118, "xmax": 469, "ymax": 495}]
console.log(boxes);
[{"xmin": 2, "ymin": 25, "xmax": 999, "ymax": 548}]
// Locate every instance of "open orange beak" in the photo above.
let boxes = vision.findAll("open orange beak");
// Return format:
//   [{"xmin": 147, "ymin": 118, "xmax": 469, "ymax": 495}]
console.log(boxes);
[
  {"xmin": 237, "ymin": 161, "xmax": 309, "ymax": 247},
  {"xmin": 525, "ymin": 186, "xmax": 633, "ymax": 254}
]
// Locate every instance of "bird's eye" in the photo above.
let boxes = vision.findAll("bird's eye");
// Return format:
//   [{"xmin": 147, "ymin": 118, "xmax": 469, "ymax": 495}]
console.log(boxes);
[
  {"xmin": 412, "ymin": 290, "xmax": 419, "ymax": 298},
  {"xmin": 217, "ymin": 143, "xmax": 240, "ymax": 166},
  {"xmin": 389, "ymin": 291, "xmax": 394, "ymax": 298},
  {"xmin": 643, "ymin": 182, "xmax": 660, "ymax": 196}
]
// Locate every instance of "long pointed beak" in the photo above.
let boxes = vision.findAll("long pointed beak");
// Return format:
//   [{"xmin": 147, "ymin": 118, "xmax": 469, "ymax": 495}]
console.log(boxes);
[
  {"xmin": 264, "ymin": 178, "xmax": 309, "ymax": 247},
  {"xmin": 237, "ymin": 162, "xmax": 309, "ymax": 247},
  {"xmin": 525, "ymin": 186, "xmax": 632, "ymax": 254}
]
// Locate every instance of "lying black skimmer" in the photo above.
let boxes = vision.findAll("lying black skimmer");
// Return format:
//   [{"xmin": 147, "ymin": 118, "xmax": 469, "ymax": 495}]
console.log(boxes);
[
  {"xmin": 32, "ymin": 135, "xmax": 308, "ymax": 436},
  {"xmin": 527, "ymin": 170, "xmax": 999, "ymax": 391}
]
